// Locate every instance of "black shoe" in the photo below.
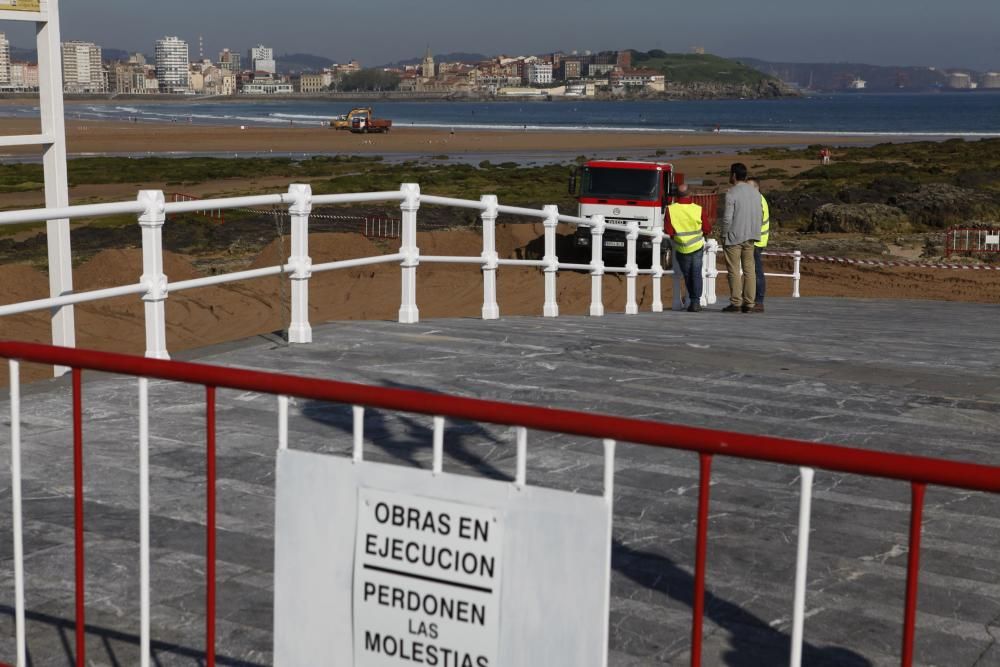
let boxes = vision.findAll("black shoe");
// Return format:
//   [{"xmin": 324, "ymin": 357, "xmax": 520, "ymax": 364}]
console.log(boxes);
[
  {"xmin": 741, "ymin": 305, "xmax": 753, "ymax": 313},
  {"xmin": 687, "ymin": 303, "xmax": 702, "ymax": 312},
  {"xmin": 752, "ymin": 303, "xmax": 765, "ymax": 313},
  {"xmin": 721, "ymin": 305, "xmax": 741, "ymax": 313}
]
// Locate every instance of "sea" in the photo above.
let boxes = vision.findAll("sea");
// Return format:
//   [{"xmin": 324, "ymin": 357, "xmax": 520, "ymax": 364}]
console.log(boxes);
[{"xmin": 19, "ymin": 92, "xmax": 996, "ymax": 138}]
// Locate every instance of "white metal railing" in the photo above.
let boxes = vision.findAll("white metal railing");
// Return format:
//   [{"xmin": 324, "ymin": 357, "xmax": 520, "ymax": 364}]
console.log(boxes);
[{"xmin": 0, "ymin": 182, "xmax": 802, "ymax": 364}]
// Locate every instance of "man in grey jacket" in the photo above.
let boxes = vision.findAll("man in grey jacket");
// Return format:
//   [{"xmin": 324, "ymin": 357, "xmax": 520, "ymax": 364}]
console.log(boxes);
[{"xmin": 721, "ymin": 163, "xmax": 763, "ymax": 312}]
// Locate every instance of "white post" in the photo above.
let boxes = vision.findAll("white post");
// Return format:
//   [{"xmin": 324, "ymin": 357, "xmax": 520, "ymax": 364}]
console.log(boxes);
[
  {"xmin": 624, "ymin": 221, "xmax": 639, "ymax": 315},
  {"xmin": 480, "ymin": 194, "xmax": 500, "ymax": 320},
  {"xmin": 790, "ymin": 467, "xmax": 815, "ymax": 667},
  {"xmin": 10, "ymin": 360, "xmax": 26, "ymax": 667},
  {"xmin": 542, "ymin": 205, "xmax": 559, "ymax": 317},
  {"xmin": 398, "ymin": 183, "xmax": 421, "ymax": 324},
  {"xmin": 287, "ymin": 184, "xmax": 313, "ymax": 343},
  {"xmin": 792, "ymin": 250, "xmax": 802, "ymax": 298},
  {"xmin": 352, "ymin": 405, "xmax": 365, "ymax": 463},
  {"xmin": 515, "ymin": 426, "xmax": 528, "ymax": 488},
  {"xmin": 589, "ymin": 216, "xmax": 605, "ymax": 317},
  {"xmin": 432, "ymin": 416, "xmax": 445, "ymax": 475},
  {"xmin": 651, "ymin": 225, "xmax": 664, "ymax": 313},
  {"xmin": 138, "ymin": 378, "xmax": 151, "ymax": 667},
  {"xmin": 278, "ymin": 396, "xmax": 289, "ymax": 451},
  {"xmin": 138, "ymin": 190, "xmax": 169, "ymax": 359},
  {"xmin": 600, "ymin": 438, "xmax": 616, "ymax": 665},
  {"xmin": 705, "ymin": 239, "xmax": 719, "ymax": 305},
  {"xmin": 37, "ymin": 3, "xmax": 74, "ymax": 372}
]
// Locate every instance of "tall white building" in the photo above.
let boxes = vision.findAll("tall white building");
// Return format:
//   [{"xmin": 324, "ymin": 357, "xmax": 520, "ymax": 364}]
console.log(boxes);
[
  {"xmin": 526, "ymin": 62, "xmax": 553, "ymax": 85},
  {"xmin": 249, "ymin": 44, "xmax": 275, "ymax": 74},
  {"xmin": 62, "ymin": 41, "xmax": 106, "ymax": 93},
  {"xmin": 155, "ymin": 36, "xmax": 190, "ymax": 93},
  {"xmin": 0, "ymin": 33, "xmax": 11, "ymax": 85}
]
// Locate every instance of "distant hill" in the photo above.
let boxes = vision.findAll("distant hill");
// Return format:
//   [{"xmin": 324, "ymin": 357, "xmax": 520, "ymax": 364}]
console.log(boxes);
[
  {"xmin": 740, "ymin": 58, "xmax": 961, "ymax": 92},
  {"xmin": 276, "ymin": 53, "xmax": 335, "ymax": 75},
  {"xmin": 379, "ymin": 52, "xmax": 489, "ymax": 68},
  {"xmin": 630, "ymin": 50, "xmax": 779, "ymax": 87}
]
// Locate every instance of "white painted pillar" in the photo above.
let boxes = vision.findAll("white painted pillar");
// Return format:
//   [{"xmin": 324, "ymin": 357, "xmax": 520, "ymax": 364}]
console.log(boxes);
[
  {"xmin": 589, "ymin": 215, "xmax": 605, "ymax": 317},
  {"xmin": 624, "ymin": 221, "xmax": 639, "ymax": 315},
  {"xmin": 705, "ymin": 239, "xmax": 719, "ymax": 305},
  {"xmin": 793, "ymin": 250, "xmax": 802, "ymax": 298},
  {"xmin": 138, "ymin": 190, "xmax": 169, "ymax": 359},
  {"xmin": 37, "ymin": 6, "xmax": 74, "ymax": 371},
  {"xmin": 480, "ymin": 194, "xmax": 500, "ymax": 320},
  {"xmin": 542, "ymin": 205, "xmax": 559, "ymax": 317},
  {"xmin": 398, "ymin": 183, "xmax": 421, "ymax": 324},
  {"xmin": 790, "ymin": 467, "xmax": 815, "ymax": 667},
  {"xmin": 287, "ymin": 183, "xmax": 313, "ymax": 343},
  {"xmin": 651, "ymin": 224, "xmax": 664, "ymax": 313}
]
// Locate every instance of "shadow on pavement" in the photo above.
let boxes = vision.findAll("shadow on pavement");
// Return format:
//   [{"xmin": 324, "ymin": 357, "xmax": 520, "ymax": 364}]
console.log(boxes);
[{"xmin": 612, "ymin": 541, "xmax": 872, "ymax": 667}]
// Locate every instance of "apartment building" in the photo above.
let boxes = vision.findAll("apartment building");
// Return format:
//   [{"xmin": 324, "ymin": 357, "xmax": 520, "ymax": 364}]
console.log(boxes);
[
  {"xmin": 249, "ymin": 45, "xmax": 275, "ymax": 74},
  {"xmin": 62, "ymin": 41, "xmax": 106, "ymax": 93},
  {"xmin": 526, "ymin": 62, "xmax": 553, "ymax": 85},
  {"xmin": 9, "ymin": 62, "xmax": 38, "ymax": 90},
  {"xmin": 296, "ymin": 72, "xmax": 326, "ymax": 93},
  {"xmin": 0, "ymin": 33, "xmax": 10, "ymax": 85},
  {"xmin": 155, "ymin": 36, "xmax": 190, "ymax": 93}
]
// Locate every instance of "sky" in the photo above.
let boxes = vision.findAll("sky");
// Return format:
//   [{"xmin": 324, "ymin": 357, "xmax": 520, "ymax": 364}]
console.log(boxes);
[{"xmin": 4, "ymin": 0, "xmax": 999, "ymax": 71}]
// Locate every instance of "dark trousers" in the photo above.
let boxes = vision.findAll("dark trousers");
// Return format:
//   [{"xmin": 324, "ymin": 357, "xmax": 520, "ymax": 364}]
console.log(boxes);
[
  {"xmin": 754, "ymin": 246, "xmax": 766, "ymax": 304},
  {"xmin": 675, "ymin": 248, "xmax": 704, "ymax": 304}
]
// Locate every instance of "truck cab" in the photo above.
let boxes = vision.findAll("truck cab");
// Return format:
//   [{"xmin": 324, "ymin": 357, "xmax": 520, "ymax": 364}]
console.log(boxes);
[{"xmin": 570, "ymin": 160, "xmax": 681, "ymax": 264}]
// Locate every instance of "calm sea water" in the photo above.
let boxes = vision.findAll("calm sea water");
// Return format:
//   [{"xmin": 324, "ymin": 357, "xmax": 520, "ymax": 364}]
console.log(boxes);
[{"xmin": 2, "ymin": 92, "xmax": 998, "ymax": 138}]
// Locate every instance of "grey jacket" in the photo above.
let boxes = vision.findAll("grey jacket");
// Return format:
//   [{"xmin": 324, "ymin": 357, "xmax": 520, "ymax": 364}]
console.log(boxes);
[{"xmin": 722, "ymin": 182, "xmax": 763, "ymax": 246}]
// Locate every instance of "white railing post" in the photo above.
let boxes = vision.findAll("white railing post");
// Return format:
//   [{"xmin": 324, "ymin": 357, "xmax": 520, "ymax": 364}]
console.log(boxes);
[
  {"xmin": 480, "ymin": 194, "xmax": 500, "ymax": 320},
  {"xmin": 287, "ymin": 183, "xmax": 313, "ymax": 343},
  {"xmin": 792, "ymin": 250, "xmax": 802, "ymax": 298},
  {"xmin": 651, "ymin": 224, "xmax": 664, "ymax": 313},
  {"xmin": 10, "ymin": 360, "xmax": 26, "ymax": 667},
  {"xmin": 624, "ymin": 220, "xmax": 639, "ymax": 315},
  {"xmin": 790, "ymin": 466, "xmax": 815, "ymax": 667},
  {"xmin": 542, "ymin": 205, "xmax": 559, "ymax": 317},
  {"xmin": 589, "ymin": 215, "xmax": 605, "ymax": 317},
  {"xmin": 138, "ymin": 190, "xmax": 169, "ymax": 359},
  {"xmin": 398, "ymin": 183, "xmax": 420, "ymax": 324},
  {"xmin": 705, "ymin": 239, "xmax": 719, "ymax": 305}
]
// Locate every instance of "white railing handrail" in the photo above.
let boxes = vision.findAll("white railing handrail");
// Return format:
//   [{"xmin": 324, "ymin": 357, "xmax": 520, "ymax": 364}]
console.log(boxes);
[{"xmin": 0, "ymin": 182, "xmax": 802, "ymax": 364}]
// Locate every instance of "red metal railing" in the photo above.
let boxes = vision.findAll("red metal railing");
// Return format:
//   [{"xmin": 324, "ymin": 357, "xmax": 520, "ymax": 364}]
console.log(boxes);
[
  {"xmin": 945, "ymin": 226, "xmax": 1000, "ymax": 257},
  {"xmin": 2, "ymin": 340, "xmax": 999, "ymax": 667}
]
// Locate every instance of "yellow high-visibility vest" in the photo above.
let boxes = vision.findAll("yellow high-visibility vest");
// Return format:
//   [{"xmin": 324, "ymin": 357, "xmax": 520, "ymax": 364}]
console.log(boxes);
[
  {"xmin": 755, "ymin": 195, "xmax": 770, "ymax": 248},
  {"xmin": 667, "ymin": 202, "xmax": 704, "ymax": 254}
]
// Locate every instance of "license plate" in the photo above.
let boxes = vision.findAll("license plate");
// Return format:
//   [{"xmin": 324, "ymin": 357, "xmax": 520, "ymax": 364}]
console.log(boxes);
[{"xmin": 605, "ymin": 241, "xmax": 625, "ymax": 248}]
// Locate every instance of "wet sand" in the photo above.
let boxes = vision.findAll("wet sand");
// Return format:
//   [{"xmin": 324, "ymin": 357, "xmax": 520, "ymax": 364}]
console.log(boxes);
[{"xmin": 0, "ymin": 117, "xmax": 877, "ymax": 156}]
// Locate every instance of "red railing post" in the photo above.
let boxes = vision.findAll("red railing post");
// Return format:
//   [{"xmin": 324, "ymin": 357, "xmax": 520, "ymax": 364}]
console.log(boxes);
[
  {"xmin": 72, "ymin": 368, "xmax": 85, "ymax": 667},
  {"xmin": 901, "ymin": 482, "xmax": 926, "ymax": 667},
  {"xmin": 691, "ymin": 453, "xmax": 713, "ymax": 667},
  {"xmin": 206, "ymin": 385, "xmax": 217, "ymax": 667}
]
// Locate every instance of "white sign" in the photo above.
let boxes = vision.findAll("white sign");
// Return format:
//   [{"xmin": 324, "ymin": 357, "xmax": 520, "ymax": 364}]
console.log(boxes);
[{"xmin": 353, "ymin": 488, "xmax": 504, "ymax": 667}]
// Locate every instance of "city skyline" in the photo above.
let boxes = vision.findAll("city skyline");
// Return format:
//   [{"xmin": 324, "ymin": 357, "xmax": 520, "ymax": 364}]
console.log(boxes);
[{"xmin": 0, "ymin": 0, "xmax": 998, "ymax": 72}]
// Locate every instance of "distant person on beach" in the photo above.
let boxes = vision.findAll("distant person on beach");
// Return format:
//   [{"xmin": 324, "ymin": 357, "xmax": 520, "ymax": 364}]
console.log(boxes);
[
  {"xmin": 820, "ymin": 147, "xmax": 831, "ymax": 165},
  {"xmin": 666, "ymin": 183, "xmax": 712, "ymax": 311},
  {"xmin": 721, "ymin": 163, "xmax": 762, "ymax": 313},
  {"xmin": 748, "ymin": 178, "xmax": 770, "ymax": 313}
]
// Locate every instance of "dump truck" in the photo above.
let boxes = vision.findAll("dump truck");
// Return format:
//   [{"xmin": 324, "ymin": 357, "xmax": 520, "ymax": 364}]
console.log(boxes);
[
  {"xmin": 349, "ymin": 108, "xmax": 392, "ymax": 134},
  {"xmin": 330, "ymin": 107, "xmax": 392, "ymax": 133},
  {"xmin": 568, "ymin": 160, "xmax": 717, "ymax": 265}
]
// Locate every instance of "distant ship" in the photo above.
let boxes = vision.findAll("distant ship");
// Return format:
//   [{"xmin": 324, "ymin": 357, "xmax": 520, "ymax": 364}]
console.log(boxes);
[{"xmin": 848, "ymin": 77, "xmax": 867, "ymax": 90}]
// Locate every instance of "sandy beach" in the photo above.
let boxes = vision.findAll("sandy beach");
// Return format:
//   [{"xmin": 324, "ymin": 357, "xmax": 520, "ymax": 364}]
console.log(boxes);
[{"xmin": 0, "ymin": 117, "xmax": 878, "ymax": 156}]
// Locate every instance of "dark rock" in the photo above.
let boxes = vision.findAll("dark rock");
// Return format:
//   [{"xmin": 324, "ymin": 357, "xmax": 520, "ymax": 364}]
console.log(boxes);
[
  {"xmin": 890, "ymin": 183, "xmax": 1000, "ymax": 228},
  {"xmin": 808, "ymin": 203, "xmax": 911, "ymax": 234}
]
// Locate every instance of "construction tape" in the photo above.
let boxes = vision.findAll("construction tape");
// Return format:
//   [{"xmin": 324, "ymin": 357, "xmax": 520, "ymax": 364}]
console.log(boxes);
[{"xmin": 760, "ymin": 251, "xmax": 1000, "ymax": 271}]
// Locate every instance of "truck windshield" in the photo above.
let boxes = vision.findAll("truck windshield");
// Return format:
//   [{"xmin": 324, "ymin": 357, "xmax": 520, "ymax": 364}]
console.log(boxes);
[{"xmin": 582, "ymin": 168, "xmax": 659, "ymax": 200}]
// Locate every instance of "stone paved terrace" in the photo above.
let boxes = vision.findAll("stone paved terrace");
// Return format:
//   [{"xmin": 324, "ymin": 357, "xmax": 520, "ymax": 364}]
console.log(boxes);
[{"xmin": 1, "ymin": 296, "xmax": 999, "ymax": 667}]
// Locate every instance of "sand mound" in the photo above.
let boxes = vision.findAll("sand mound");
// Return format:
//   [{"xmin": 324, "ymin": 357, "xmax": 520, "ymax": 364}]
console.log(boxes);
[
  {"xmin": 74, "ymin": 248, "xmax": 203, "ymax": 289},
  {"xmin": 0, "ymin": 264, "xmax": 49, "ymax": 304}
]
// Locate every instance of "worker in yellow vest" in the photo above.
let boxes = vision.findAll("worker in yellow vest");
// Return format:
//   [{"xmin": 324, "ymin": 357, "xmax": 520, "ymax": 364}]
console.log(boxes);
[
  {"xmin": 666, "ymin": 183, "xmax": 713, "ymax": 312},
  {"xmin": 749, "ymin": 178, "xmax": 769, "ymax": 313}
]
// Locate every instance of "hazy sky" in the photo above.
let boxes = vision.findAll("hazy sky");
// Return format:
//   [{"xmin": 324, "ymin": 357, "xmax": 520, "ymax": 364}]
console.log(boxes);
[{"xmin": 5, "ymin": 0, "xmax": 998, "ymax": 70}]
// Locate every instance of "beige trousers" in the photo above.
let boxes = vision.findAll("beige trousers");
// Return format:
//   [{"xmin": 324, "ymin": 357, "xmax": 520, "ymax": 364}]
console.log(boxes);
[{"xmin": 724, "ymin": 241, "xmax": 757, "ymax": 307}]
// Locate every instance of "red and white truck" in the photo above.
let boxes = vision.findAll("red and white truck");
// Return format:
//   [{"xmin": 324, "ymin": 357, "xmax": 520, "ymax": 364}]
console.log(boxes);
[{"xmin": 568, "ymin": 160, "xmax": 716, "ymax": 263}]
